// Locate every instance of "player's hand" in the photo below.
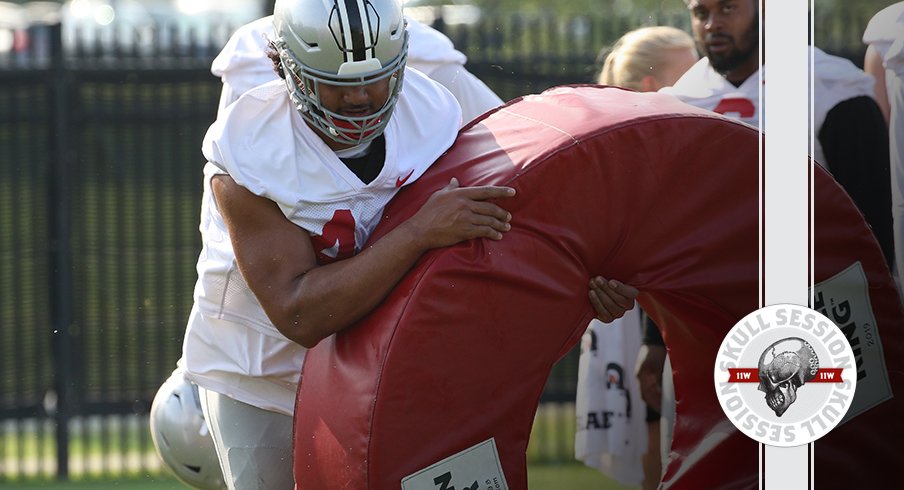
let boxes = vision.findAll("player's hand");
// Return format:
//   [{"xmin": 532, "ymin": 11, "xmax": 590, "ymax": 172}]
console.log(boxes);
[
  {"xmin": 588, "ymin": 276, "xmax": 638, "ymax": 323},
  {"xmin": 408, "ymin": 177, "xmax": 515, "ymax": 249},
  {"xmin": 635, "ymin": 344, "xmax": 666, "ymax": 410}
]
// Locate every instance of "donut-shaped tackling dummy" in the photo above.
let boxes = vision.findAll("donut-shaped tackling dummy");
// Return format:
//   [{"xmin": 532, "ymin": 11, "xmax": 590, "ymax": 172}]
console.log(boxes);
[{"xmin": 293, "ymin": 85, "xmax": 904, "ymax": 489}]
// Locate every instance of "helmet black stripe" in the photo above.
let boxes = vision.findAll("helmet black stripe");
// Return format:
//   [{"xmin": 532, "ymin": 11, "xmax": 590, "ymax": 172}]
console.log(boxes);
[{"xmin": 341, "ymin": 0, "xmax": 367, "ymax": 62}]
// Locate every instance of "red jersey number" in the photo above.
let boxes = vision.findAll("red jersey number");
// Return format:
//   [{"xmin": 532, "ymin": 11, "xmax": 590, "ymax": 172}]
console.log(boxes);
[
  {"xmin": 712, "ymin": 97, "xmax": 756, "ymax": 119},
  {"xmin": 311, "ymin": 210, "xmax": 356, "ymax": 264}
]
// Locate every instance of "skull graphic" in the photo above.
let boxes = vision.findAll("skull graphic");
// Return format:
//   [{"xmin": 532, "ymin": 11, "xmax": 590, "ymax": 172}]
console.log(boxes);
[{"xmin": 757, "ymin": 338, "xmax": 819, "ymax": 417}]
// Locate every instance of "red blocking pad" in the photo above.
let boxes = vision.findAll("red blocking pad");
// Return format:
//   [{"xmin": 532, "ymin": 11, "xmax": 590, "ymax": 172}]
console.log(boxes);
[{"xmin": 292, "ymin": 85, "xmax": 904, "ymax": 489}]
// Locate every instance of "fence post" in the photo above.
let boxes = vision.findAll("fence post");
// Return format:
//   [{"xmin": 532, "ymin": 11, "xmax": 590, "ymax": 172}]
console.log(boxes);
[{"xmin": 47, "ymin": 22, "xmax": 74, "ymax": 481}]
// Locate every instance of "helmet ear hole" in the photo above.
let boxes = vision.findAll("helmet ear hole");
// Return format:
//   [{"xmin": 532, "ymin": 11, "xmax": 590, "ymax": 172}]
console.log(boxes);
[{"xmin": 150, "ymin": 373, "xmax": 226, "ymax": 490}]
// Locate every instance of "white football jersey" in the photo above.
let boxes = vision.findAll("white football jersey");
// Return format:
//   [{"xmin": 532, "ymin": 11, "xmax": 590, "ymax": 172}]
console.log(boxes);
[
  {"xmin": 210, "ymin": 16, "xmax": 275, "ymax": 114},
  {"xmin": 863, "ymin": 2, "xmax": 904, "ymax": 77},
  {"xmin": 183, "ymin": 69, "xmax": 461, "ymax": 414},
  {"xmin": 210, "ymin": 15, "xmax": 501, "ymax": 121},
  {"xmin": 404, "ymin": 18, "xmax": 503, "ymax": 120},
  {"xmin": 660, "ymin": 47, "xmax": 875, "ymax": 166},
  {"xmin": 863, "ymin": 2, "xmax": 904, "ymax": 291},
  {"xmin": 659, "ymin": 56, "xmax": 762, "ymax": 128}
]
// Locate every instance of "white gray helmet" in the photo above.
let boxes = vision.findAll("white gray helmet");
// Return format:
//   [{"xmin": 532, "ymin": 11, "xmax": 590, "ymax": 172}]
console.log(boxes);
[
  {"xmin": 149, "ymin": 373, "xmax": 226, "ymax": 490},
  {"xmin": 272, "ymin": 0, "xmax": 408, "ymax": 145}
]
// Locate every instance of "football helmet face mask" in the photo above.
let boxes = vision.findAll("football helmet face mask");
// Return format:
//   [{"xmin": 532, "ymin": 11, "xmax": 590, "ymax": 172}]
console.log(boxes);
[
  {"xmin": 273, "ymin": 0, "xmax": 408, "ymax": 146},
  {"xmin": 149, "ymin": 373, "xmax": 226, "ymax": 490}
]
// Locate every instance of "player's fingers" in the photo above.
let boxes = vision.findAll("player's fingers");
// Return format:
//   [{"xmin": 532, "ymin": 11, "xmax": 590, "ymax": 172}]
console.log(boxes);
[
  {"xmin": 592, "ymin": 277, "xmax": 636, "ymax": 309},
  {"xmin": 608, "ymin": 279, "xmax": 639, "ymax": 304},
  {"xmin": 471, "ymin": 214, "xmax": 512, "ymax": 233},
  {"xmin": 429, "ymin": 178, "xmax": 459, "ymax": 199},
  {"xmin": 469, "ymin": 201, "xmax": 512, "ymax": 222},
  {"xmin": 470, "ymin": 224, "xmax": 505, "ymax": 241},
  {"xmin": 588, "ymin": 276, "xmax": 607, "ymax": 295},
  {"xmin": 589, "ymin": 290, "xmax": 615, "ymax": 323},
  {"xmin": 458, "ymin": 185, "xmax": 516, "ymax": 201},
  {"xmin": 591, "ymin": 287, "xmax": 625, "ymax": 322}
]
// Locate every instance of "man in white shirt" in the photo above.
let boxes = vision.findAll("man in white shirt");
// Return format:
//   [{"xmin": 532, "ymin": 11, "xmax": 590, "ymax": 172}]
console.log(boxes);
[
  {"xmin": 647, "ymin": 0, "xmax": 894, "ymax": 482},
  {"xmin": 661, "ymin": 0, "xmax": 892, "ymax": 264},
  {"xmin": 210, "ymin": 14, "xmax": 503, "ymax": 122},
  {"xmin": 864, "ymin": 2, "xmax": 904, "ymax": 295},
  {"xmin": 152, "ymin": 2, "xmax": 638, "ymax": 488}
]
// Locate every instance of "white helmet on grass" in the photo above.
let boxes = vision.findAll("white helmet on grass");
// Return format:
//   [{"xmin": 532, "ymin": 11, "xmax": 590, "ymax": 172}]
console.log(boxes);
[
  {"xmin": 149, "ymin": 373, "xmax": 226, "ymax": 490},
  {"xmin": 272, "ymin": 0, "xmax": 408, "ymax": 145}
]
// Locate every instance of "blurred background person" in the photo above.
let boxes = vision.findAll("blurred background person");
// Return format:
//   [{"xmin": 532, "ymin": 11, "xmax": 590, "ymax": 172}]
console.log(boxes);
[
  {"xmin": 210, "ymin": 13, "xmax": 503, "ymax": 122},
  {"xmin": 663, "ymin": 0, "xmax": 893, "ymax": 266},
  {"xmin": 577, "ymin": 25, "xmax": 697, "ymax": 490},
  {"xmin": 863, "ymin": 2, "xmax": 904, "ymax": 299},
  {"xmin": 597, "ymin": 25, "xmax": 699, "ymax": 92},
  {"xmin": 653, "ymin": 0, "xmax": 892, "ymax": 480}
]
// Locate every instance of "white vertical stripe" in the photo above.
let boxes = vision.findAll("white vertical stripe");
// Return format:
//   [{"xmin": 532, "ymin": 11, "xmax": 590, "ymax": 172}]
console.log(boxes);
[
  {"xmin": 809, "ymin": 0, "xmax": 816, "ymax": 340},
  {"xmin": 336, "ymin": 0, "xmax": 354, "ymax": 63},
  {"xmin": 759, "ymin": 442, "xmax": 763, "ymax": 489},
  {"xmin": 356, "ymin": 0, "xmax": 373, "ymax": 60},
  {"xmin": 764, "ymin": 0, "xmax": 808, "ymax": 307},
  {"xmin": 759, "ymin": 0, "xmax": 765, "ymax": 310},
  {"xmin": 808, "ymin": 4, "xmax": 816, "ymax": 490},
  {"xmin": 762, "ymin": 0, "xmax": 811, "ymax": 487},
  {"xmin": 757, "ymin": 0, "xmax": 765, "ymax": 481}
]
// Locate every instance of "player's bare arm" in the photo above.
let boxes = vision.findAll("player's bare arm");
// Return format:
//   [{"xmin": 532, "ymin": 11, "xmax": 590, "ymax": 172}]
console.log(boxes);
[
  {"xmin": 212, "ymin": 174, "xmax": 514, "ymax": 348},
  {"xmin": 864, "ymin": 45, "xmax": 890, "ymax": 124},
  {"xmin": 635, "ymin": 344, "xmax": 666, "ymax": 409},
  {"xmin": 588, "ymin": 276, "xmax": 639, "ymax": 322}
]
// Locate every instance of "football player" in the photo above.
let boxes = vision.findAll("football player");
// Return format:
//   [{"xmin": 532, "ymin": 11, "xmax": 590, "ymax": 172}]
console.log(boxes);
[
  {"xmin": 647, "ymin": 0, "xmax": 893, "ymax": 478},
  {"xmin": 590, "ymin": 26, "xmax": 698, "ymax": 489},
  {"xmin": 863, "ymin": 2, "xmax": 904, "ymax": 297},
  {"xmin": 210, "ymin": 12, "xmax": 503, "ymax": 122},
  {"xmin": 661, "ymin": 0, "xmax": 893, "ymax": 266},
  {"xmin": 162, "ymin": 1, "xmax": 638, "ymax": 488},
  {"xmin": 178, "ymin": 0, "xmax": 511, "ymax": 486}
]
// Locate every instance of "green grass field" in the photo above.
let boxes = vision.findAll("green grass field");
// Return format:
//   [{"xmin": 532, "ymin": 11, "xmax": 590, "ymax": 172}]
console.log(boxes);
[
  {"xmin": 2, "ymin": 464, "xmax": 635, "ymax": 490},
  {"xmin": 1, "ymin": 404, "xmax": 641, "ymax": 489}
]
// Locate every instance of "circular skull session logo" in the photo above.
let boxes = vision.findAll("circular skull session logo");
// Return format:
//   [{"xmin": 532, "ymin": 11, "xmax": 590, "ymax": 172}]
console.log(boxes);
[{"xmin": 713, "ymin": 304, "xmax": 857, "ymax": 447}]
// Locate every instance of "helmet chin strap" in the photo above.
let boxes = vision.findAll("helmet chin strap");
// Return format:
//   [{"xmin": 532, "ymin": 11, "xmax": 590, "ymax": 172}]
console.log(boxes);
[{"xmin": 388, "ymin": 72, "xmax": 398, "ymax": 94}]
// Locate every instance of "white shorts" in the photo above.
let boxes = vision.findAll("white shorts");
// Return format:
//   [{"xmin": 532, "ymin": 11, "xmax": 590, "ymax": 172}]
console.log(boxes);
[
  {"xmin": 182, "ymin": 305, "xmax": 304, "ymax": 416},
  {"xmin": 198, "ymin": 386, "xmax": 295, "ymax": 490}
]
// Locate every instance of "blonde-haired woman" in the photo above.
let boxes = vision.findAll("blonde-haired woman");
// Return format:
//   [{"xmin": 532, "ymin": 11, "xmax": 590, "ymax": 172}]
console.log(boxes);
[
  {"xmin": 590, "ymin": 25, "xmax": 697, "ymax": 490},
  {"xmin": 598, "ymin": 26, "xmax": 698, "ymax": 92}
]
